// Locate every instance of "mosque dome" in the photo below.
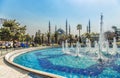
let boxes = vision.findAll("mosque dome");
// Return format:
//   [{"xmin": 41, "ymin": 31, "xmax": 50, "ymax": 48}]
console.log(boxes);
[{"xmin": 57, "ymin": 28, "xmax": 65, "ymax": 35}]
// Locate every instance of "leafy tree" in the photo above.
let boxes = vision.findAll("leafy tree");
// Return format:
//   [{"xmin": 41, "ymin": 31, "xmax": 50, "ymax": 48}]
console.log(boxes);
[
  {"xmin": 1, "ymin": 19, "xmax": 26, "ymax": 41},
  {"xmin": 25, "ymin": 34, "xmax": 31, "ymax": 42},
  {"xmin": 112, "ymin": 26, "xmax": 117, "ymax": 33},
  {"xmin": 14, "ymin": 32, "xmax": 21, "ymax": 41},
  {"xmin": 104, "ymin": 31, "xmax": 114, "ymax": 40},
  {"xmin": 19, "ymin": 26, "xmax": 26, "ymax": 34},
  {"xmin": 85, "ymin": 33, "xmax": 91, "ymax": 39},
  {"xmin": 0, "ymin": 28, "xmax": 11, "ymax": 41}
]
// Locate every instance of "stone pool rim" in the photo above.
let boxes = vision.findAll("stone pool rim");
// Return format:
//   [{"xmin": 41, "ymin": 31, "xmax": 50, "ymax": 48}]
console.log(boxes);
[{"xmin": 4, "ymin": 47, "xmax": 63, "ymax": 78}]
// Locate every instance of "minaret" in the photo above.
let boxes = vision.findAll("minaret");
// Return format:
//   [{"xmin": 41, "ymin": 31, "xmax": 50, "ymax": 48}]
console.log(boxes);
[
  {"xmin": 48, "ymin": 21, "xmax": 51, "ymax": 44},
  {"xmin": 66, "ymin": 19, "xmax": 68, "ymax": 36},
  {"xmin": 87, "ymin": 26, "xmax": 89, "ymax": 33},
  {"xmin": 88, "ymin": 19, "xmax": 91, "ymax": 33},
  {"xmin": 69, "ymin": 25, "xmax": 71, "ymax": 35},
  {"xmin": 55, "ymin": 25, "xmax": 57, "ymax": 32},
  {"xmin": 100, "ymin": 13, "xmax": 103, "ymax": 33},
  {"xmin": 49, "ymin": 21, "xmax": 51, "ymax": 34}
]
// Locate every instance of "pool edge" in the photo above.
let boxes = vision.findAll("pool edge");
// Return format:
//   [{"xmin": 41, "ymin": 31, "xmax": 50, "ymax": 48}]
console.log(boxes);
[{"xmin": 4, "ymin": 47, "xmax": 64, "ymax": 78}]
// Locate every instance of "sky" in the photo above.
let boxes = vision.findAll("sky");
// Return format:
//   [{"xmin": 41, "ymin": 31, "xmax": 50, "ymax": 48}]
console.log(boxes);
[{"xmin": 0, "ymin": 0, "xmax": 120, "ymax": 35}]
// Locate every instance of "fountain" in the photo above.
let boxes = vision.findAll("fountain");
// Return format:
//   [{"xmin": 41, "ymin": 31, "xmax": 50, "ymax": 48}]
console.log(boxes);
[
  {"xmin": 61, "ymin": 14, "xmax": 119, "ymax": 64},
  {"xmin": 95, "ymin": 41, "xmax": 99, "ymax": 51},
  {"xmin": 113, "ymin": 37, "xmax": 117, "ymax": 53},
  {"xmin": 70, "ymin": 44, "xmax": 74, "ymax": 50},
  {"xmin": 86, "ymin": 38, "xmax": 91, "ymax": 52},
  {"xmin": 76, "ymin": 41, "xmax": 81, "ymax": 57},
  {"xmin": 64, "ymin": 40, "xmax": 69, "ymax": 54},
  {"xmin": 106, "ymin": 40, "xmax": 109, "ymax": 54},
  {"xmin": 13, "ymin": 13, "xmax": 120, "ymax": 78}
]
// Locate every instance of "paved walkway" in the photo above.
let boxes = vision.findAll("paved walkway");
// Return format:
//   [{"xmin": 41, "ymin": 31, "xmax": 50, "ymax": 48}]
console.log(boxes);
[
  {"xmin": 0, "ymin": 47, "xmax": 52, "ymax": 78},
  {"xmin": 0, "ymin": 47, "xmax": 45, "ymax": 78},
  {"xmin": 0, "ymin": 56, "xmax": 31, "ymax": 78},
  {"xmin": 0, "ymin": 47, "xmax": 31, "ymax": 78}
]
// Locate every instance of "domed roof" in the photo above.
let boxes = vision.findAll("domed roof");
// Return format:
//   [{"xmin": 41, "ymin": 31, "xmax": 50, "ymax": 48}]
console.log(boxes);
[{"xmin": 57, "ymin": 28, "xmax": 65, "ymax": 35}]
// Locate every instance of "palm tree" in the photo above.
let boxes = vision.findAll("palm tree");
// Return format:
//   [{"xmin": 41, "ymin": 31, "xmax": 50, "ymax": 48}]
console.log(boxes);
[{"xmin": 77, "ymin": 24, "xmax": 82, "ymax": 42}]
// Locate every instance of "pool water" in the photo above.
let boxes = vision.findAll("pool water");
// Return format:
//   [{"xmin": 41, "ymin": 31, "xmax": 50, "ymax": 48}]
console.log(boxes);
[{"xmin": 13, "ymin": 48, "xmax": 120, "ymax": 78}]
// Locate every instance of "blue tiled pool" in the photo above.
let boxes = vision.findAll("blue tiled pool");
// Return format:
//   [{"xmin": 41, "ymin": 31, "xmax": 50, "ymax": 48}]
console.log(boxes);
[{"xmin": 13, "ymin": 48, "xmax": 120, "ymax": 78}]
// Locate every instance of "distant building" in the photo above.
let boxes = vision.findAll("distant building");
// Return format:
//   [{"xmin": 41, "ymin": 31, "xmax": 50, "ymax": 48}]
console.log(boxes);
[
  {"xmin": 88, "ymin": 19, "xmax": 91, "ymax": 33},
  {"xmin": 57, "ymin": 28, "xmax": 65, "ymax": 35},
  {"xmin": 69, "ymin": 25, "xmax": 71, "ymax": 35},
  {"xmin": 66, "ymin": 19, "xmax": 68, "ymax": 36},
  {"xmin": 49, "ymin": 21, "xmax": 51, "ymax": 34},
  {"xmin": 56, "ymin": 28, "xmax": 65, "ymax": 44},
  {"xmin": 86, "ymin": 19, "xmax": 91, "ymax": 33}
]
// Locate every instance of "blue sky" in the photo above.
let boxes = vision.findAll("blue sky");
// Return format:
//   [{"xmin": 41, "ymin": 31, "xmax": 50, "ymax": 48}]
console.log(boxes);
[{"xmin": 0, "ymin": 0, "xmax": 120, "ymax": 35}]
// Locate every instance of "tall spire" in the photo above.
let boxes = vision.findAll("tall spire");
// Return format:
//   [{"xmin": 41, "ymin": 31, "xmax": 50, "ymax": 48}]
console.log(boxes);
[
  {"xmin": 100, "ymin": 13, "xmax": 103, "ymax": 33},
  {"xmin": 87, "ymin": 26, "xmax": 89, "ymax": 33},
  {"xmin": 66, "ymin": 19, "xmax": 68, "ymax": 36},
  {"xmin": 55, "ymin": 25, "xmax": 57, "ymax": 32},
  {"xmin": 49, "ymin": 21, "xmax": 51, "ymax": 34},
  {"xmin": 88, "ymin": 19, "xmax": 91, "ymax": 33},
  {"xmin": 48, "ymin": 21, "xmax": 51, "ymax": 44},
  {"xmin": 69, "ymin": 24, "xmax": 71, "ymax": 35}
]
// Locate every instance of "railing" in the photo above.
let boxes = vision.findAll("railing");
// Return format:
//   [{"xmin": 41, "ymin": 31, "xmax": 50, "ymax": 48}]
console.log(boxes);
[{"xmin": 0, "ymin": 47, "xmax": 31, "ymax": 57}]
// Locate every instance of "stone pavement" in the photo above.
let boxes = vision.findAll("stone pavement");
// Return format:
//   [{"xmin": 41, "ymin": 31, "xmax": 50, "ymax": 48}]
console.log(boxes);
[
  {"xmin": 0, "ymin": 46, "xmax": 56, "ymax": 78},
  {"xmin": 0, "ymin": 56, "xmax": 31, "ymax": 78},
  {"xmin": 0, "ymin": 47, "xmax": 52, "ymax": 78}
]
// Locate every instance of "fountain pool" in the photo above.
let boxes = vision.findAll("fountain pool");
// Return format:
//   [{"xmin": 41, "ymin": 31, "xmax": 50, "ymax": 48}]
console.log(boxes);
[
  {"xmin": 13, "ymin": 13, "xmax": 120, "ymax": 78},
  {"xmin": 13, "ymin": 47, "xmax": 120, "ymax": 78}
]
